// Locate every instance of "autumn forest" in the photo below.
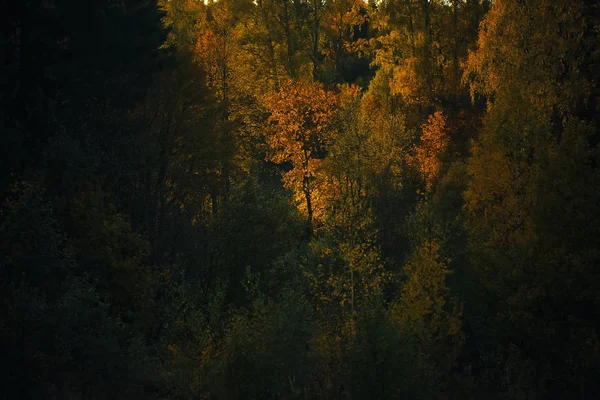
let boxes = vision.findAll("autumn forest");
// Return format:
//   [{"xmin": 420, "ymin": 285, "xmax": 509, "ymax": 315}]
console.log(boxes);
[{"xmin": 2, "ymin": 0, "xmax": 600, "ymax": 398}]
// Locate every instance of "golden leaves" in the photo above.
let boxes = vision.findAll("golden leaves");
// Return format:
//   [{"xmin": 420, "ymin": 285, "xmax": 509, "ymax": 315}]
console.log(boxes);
[
  {"xmin": 389, "ymin": 57, "xmax": 421, "ymax": 104},
  {"xmin": 411, "ymin": 111, "xmax": 448, "ymax": 189},
  {"xmin": 392, "ymin": 240, "xmax": 462, "ymax": 352},
  {"xmin": 464, "ymin": 0, "xmax": 589, "ymax": 116},
  {"xmin": 264, "ymin": 79, "xmax": 338, "ymax": 221}
]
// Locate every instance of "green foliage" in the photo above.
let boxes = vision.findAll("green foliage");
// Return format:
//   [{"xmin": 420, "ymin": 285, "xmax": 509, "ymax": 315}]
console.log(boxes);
[
  {"xmin": 0, "ymin": 183, "xmax": 150, "ymax": 399},
  {"xmin": 343, "ymin": 301, "xmax": 437, "ymax": 400},
  {"xmin": 217, "ymin": 181, "xmax": 305, "ymax": 304},
  {"xmin": 220, "ymin": 293, "xmax": 315, "ymax": 399}
]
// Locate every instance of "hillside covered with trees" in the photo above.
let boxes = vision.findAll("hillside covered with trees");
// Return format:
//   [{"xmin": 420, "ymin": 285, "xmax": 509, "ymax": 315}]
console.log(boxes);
[{"xmin": 2, "ymin": 0, "xmax": 600, "ymax": 398}]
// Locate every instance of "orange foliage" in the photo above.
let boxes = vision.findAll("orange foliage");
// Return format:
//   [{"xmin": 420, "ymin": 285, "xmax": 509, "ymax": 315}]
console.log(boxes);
[
  {"xmin": 265, "ymin": 80, "xmax": 338, "ymax": 222},
  {"xmin": 195, "ymin": 28, "xmax": 231, "ymax": 97},
  {"xmin": 411, "ymin": 111, "xmax": 448, "ymax": 189},
  {"xmin": 389, "ymin": 57, "xmax": 421, "ymax": 104}
]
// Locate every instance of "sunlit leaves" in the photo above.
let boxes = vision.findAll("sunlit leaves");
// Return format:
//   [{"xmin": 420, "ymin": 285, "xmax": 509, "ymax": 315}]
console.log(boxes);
[
  {"xmin": 265, "ymin": 79, "xmax": 338, "ymax": 223},
  {"xmin": 411, "ymin": 111, "xmax": 449, "ymax": 189},
  {"xmin": 464, "ymin": 0, "xmax": 590, "ymax": 116}
]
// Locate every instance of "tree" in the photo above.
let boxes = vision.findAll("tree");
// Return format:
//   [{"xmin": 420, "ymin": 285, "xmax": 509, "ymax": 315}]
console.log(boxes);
[
  {"xmin": 411, "ymin": 111, "xmax": 449, "ymax": 190},
  {"xmin": 321, "ymin": 0, "xmax": 371, "ymax": 84},
  {"xmin": 464, "ymin": 0, "xmax": 600, "ymax": 395},
  {"xmin": 371, "ymin": 0, "xmax": 488, "ymax": 121},
  {"xmin": 0, "ymin": 184, "xmax": 149, "ymax": 399},
  {"xmin": 265, "ymin": 79, "xmax": 337, "ymax": 231},
  {"xmin": 391, "ymin": 240, "xmax": 463, "ymax": 394}
]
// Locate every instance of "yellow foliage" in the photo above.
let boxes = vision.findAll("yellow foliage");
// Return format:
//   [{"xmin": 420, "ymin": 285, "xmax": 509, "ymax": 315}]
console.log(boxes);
[
  {"xmin": 464, "ymin": 0, "xmax": 590, "ymax": 117},
  {"xmin": 389, "ymin": 57, "xmax": 420, "ymax": 104},
  {"xmin": 393, "ymin": 240, "xmax": 462, "ymax": 351}
]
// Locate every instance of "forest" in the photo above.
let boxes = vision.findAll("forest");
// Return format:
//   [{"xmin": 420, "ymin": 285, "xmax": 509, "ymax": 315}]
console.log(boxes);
[{"xmin": 2, "ymin": 0, "xmax": 600, "ymax": 398}]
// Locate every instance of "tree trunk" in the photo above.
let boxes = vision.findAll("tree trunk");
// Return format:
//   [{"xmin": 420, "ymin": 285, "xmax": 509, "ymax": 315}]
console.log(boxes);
[{"xmin": 303, "ymin": 174, "xmax": 313, "ymax": 237}]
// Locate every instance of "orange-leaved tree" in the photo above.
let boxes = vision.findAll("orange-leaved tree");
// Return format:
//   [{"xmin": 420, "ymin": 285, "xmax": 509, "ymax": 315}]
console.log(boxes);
[
  {"xmin": 411, "ymin": 111, "xmax": 449, "ymax": 190},
  {"xmin": 265, "ymin": 79, "xmax": 338, "ymax": 231}
]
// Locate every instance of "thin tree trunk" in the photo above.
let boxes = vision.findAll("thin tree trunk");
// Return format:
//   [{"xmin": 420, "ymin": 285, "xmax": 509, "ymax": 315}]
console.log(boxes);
[
  {"xmin": 304, "ymin": 174, "xmax": 313, "ymax": 236},
  {"xmin": 311, "ymin": 0, "xmax": 321, "ymax": 79},
  {"xmin": 282, "ymin": 0, "xmax": 297, "ymax": 77}
]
